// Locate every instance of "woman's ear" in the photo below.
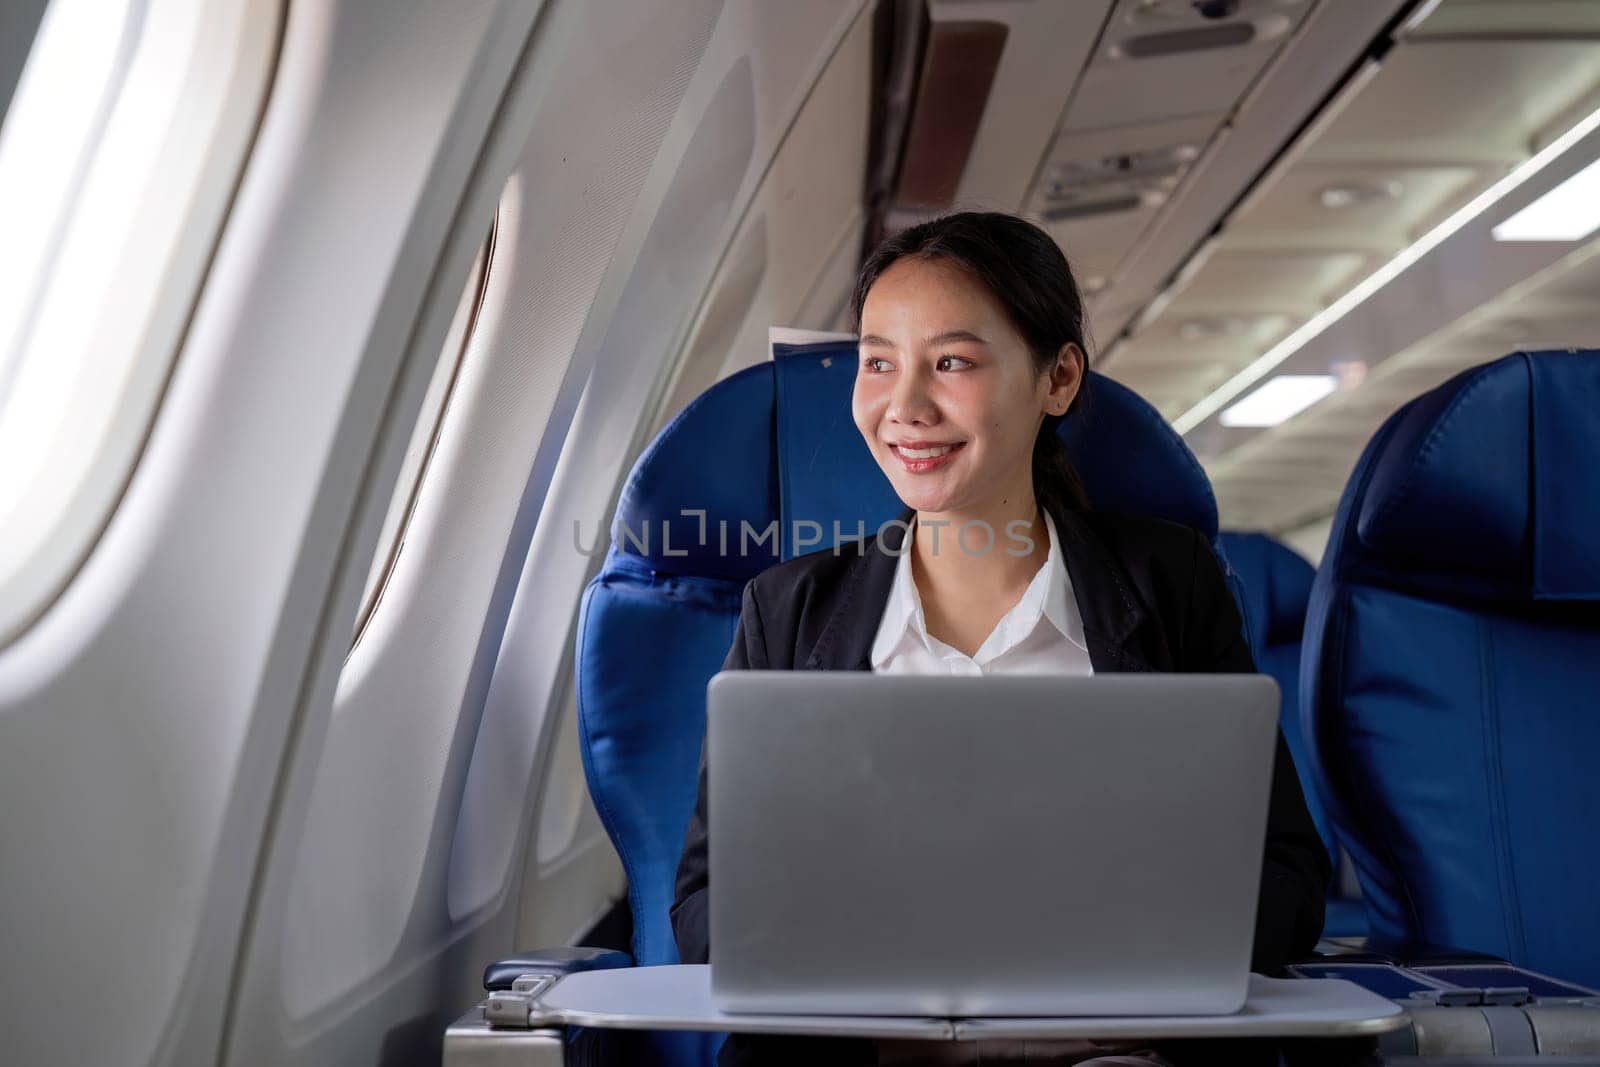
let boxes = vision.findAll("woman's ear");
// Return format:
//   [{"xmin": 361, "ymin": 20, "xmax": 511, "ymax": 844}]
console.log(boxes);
[{"xmin": 1043, "ymin": 342, "xmax": 1084, "ymax": 416}]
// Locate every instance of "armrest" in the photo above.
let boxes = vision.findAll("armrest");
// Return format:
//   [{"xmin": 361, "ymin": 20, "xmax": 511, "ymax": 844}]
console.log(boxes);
[{"xmin": 482, "ymin": 946, "xmax": 632, "ymax": 990}]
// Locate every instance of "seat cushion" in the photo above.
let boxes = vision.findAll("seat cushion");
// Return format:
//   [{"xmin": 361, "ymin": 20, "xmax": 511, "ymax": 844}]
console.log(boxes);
[{"xmin": 576, "ymin": 564, "xmax": 742, "ymax": 965}]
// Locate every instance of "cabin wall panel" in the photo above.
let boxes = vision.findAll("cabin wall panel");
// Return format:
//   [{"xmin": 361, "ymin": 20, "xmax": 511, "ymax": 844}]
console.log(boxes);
[
  {"xmin": 221, "ymin": 2, "xmax": 732, "ymax": 1065},
  {"xmin": 661, "ymin": 7, "xmax": 874, "ymax": 426},
  {"xmin": 217, "ymin": 2, "xmax": 872, "ymax": 1066},
  {"xmin": 460, "ymin": 0, "xmax": 872, "ymax": 970}
]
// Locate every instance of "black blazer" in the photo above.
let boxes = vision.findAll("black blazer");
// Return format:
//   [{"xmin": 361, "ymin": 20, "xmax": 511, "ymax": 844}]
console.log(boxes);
[{"xmin": 670, "ymin": 504, "xmax": 1331, "ymax": 974}]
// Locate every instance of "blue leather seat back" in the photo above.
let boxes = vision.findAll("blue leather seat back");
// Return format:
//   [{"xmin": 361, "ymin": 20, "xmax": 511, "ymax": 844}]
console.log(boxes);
[
  {"xmin": 577, "ymin": 362, "xmax": 776, "ymax": 968},
  {"xmin": 1302, "ymin": 350, "xmax": 1600, "ymax": 984},
  {"xmin": 1219, "ymin": 531, "xmax": 1370, "ymax": 939},
  {"xmin": 1218, "ymin": 532, "xmax": 1329, "ymax": 861},
  {"xmin": 579, "ymin": 343, "xmax": 1240, "ymax": 970}
]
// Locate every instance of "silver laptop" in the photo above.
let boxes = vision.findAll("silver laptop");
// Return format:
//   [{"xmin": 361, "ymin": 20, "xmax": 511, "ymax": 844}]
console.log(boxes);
[{"xmin": 706, "ymin": 671, "xmax": 1280, "ymax": 1017}]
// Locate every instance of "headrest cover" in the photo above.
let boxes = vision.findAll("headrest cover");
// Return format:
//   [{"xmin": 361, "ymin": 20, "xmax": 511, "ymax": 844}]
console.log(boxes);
[
  {"xmin": 611, "ymin": 362, "xmax": 780, "ymax": 582},
  {"xmin": 774, "ymin": 341, "xmax": 904, "ymax": 558},
  {"xmin": 1354, "ymin": 350, "xmax": 1600, "ymax": 601},
  {"xmin": 1060, "ymin": 374, "xmax": 1219, "ymax": 539}
]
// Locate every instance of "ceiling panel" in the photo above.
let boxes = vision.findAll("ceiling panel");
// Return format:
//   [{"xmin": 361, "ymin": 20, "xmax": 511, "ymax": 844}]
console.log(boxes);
[
  {"xmin": 1302, "ymin": 41, "xmax": 1600, "ymax": 164},
  {"xmin": 1114, "ymin": 361, "xmax": 1231, "ymax": 403},
  {"xmin": 1046, "ymin": 202, "xmax": 1167, "ymax": 286},
  {"xmin": 938, "ymin": 0, "xmax": 1116, "ymax": 212},
  {"xmin": 1112, "ymin": 312, "xmax": 1291, "ymax": 367},
  {"xmin": 1060, "ymin": 1, "xmax": 1415, "ymax": 344},
  {"xmin": 1037, "ymin": 114, "xmax": 1224, "ymax": 279},
  {"xmin": 1062, "ymin": 0, "xmax": 1312, "ymax": 131},
  {"xmin": 1222, "ymin": 163, "xmax": 1484, "ymax": 250},
  {"xmin": 1412, "ymin": 0, "xmax": 1600, "ymax": 38},
  {"xmin": 1165, "ymin": 249, "xmax": 1373, "ymax": 315},
  {"xmin": 1509, "ymin": 243, "xmax": 1600, "ymax": 310}
]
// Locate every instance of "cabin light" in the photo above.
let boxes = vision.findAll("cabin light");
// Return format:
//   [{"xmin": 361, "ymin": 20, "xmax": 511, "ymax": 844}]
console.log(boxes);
[
  {"xmin": 1317, "ymin": 179, "xmax": 1403, "ymax": 210},
  {"xmin": 1174, "ymin": 101, "xmax": 1600, "ymax": 436},
  {"xmin": 1218, "ymin": 375, "xmax": 1337, "ymax": 427},
  {"xmin": 1491, "ymin": 156, "xmax": 1600, "ymax": 242}
]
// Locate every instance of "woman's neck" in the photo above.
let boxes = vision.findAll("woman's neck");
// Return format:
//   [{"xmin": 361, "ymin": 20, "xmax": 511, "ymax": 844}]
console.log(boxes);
[{"xmin": 910, "ymin": 495, "xmax": 1051, "ymax": 655}]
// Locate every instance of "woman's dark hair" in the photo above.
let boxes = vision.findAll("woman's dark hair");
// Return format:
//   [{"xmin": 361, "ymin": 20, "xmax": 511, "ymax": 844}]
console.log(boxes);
[{"xmin": 850, "ymin": 211, "xmax": 1090, "ymax": 515}]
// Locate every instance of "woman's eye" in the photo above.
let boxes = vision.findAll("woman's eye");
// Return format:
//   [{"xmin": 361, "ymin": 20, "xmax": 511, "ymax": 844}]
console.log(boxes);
[
  {"xmin": 863, "ymin": 357, "xmax": 891, "ymax": 373},
  {"xmin": 936, "ymin": 355, "xmax": 971, "ymax": 371}
]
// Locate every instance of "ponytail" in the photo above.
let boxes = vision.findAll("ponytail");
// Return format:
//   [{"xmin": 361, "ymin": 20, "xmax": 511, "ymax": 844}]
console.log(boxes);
[{"xmin": 1033, "ymin": 410, "xmax": 1089, "ymax": 517}]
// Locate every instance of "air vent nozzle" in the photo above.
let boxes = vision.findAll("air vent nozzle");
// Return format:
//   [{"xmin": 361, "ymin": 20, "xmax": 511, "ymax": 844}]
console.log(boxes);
[
  {"xmin": 1116, "ymin": 22, "xmax": 1256, "ymax": 57},
  {"xmin": 1041, "ymin": 194, "xmax": 1149, "ymax": 222}
]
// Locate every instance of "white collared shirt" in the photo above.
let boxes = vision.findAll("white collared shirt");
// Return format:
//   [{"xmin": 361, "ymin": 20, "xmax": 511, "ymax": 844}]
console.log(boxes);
[{"xmin": 868, "ymin": 510, "xmax": 1094, "ymax": 677}]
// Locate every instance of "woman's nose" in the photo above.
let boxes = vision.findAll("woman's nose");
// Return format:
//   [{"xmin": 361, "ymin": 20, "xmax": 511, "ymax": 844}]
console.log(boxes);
[{"xmin": 886, "ymin": 366, "xmax": 938, "ymax": 425}]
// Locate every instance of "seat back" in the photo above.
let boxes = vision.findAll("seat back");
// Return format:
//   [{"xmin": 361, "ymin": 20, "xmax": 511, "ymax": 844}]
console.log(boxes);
[
  {"xmin": 1218, "ymin": 531, "xmax": 1331, "ymax": 863},
  {"xmin": 1302, "ymin": 350, "xmax": 1600, "ymax": 984},
  {"xmin": 1220, "ymin": 531, "xmax": 1371, "ymax": 939},
  {"xmin": 577, "ymin": 341, "xmax": 1238, "ymax": 967}
]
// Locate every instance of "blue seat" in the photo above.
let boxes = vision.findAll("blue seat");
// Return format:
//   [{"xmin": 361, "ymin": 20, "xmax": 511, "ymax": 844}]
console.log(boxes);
[
  {"xmin": 1220, "ymin": 531, "xmax": 1367, "ymax": 940},
  {"xmin": 569, "ymin": 341, "xmax": 1246, "ymax": 1063},
  {"xmin": 1300, "ymin": 349, "xmax": 1600, "ymax": 986}
]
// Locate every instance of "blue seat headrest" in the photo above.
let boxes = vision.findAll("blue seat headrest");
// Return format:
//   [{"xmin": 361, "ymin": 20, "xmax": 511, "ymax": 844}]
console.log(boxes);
[
  {"xmin": 611, "ymin": 342, "xmax": 1222, "ymax": 580},
  {"xmin": 1060, "ymin": 373, "xmax": 1218, "ymax": 540},
  {"xmin": 771, "ymin": 340, "xmax": 904, "ymax": 557},
  {"xmin": 610, "ymin": 362, "xmax": 780, "ymax": 583},
  {"xmin": 1353, "ymin": 350, "xmax": 1600, "ymax": 602}
]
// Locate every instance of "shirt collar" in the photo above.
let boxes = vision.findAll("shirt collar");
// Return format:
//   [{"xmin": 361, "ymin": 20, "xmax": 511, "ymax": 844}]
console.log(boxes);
[
  {"xmin": 868, "ymin": 510, "xmax": 1088, "ymax": 669},
  {"xmin": 1038, "ymin": 509, "xmax": 1089, "ymax": 653},
  {"xmin": 869, "ymin": 528, "xmax": 922, "ymax": 668}
]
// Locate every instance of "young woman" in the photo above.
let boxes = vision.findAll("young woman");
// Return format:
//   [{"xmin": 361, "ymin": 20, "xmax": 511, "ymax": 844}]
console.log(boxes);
[{"xmin": 671, "ymin": 212, "xmax": 1330, "ymax": 1066}]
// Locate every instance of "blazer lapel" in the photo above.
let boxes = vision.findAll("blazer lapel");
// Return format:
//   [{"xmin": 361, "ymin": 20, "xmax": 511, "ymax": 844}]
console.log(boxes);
[
  {"xmin": 1045, "ymin": 503, "xmax": 1156, "ymax": 673},
  {"xmin": 801, "ymin": 504, "xmax": 1159, "ymax": 674},
  {"xmin": 803, "ymin": 511, "xmax": 910, "ymax": 671}
]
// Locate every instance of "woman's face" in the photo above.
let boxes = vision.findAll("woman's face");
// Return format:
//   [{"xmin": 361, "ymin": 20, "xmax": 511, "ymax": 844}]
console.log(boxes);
[{"xmin": 852, "ymin": 256, "xmax": 1081, "ymax": 518}]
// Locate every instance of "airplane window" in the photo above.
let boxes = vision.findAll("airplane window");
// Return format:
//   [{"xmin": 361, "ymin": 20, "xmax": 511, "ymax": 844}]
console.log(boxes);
[
  {"xmin": 350, "ymin": 222, "xmax": 495, "ymax": 648},
  {"xmin": 0, "ymin": 0, "xmax": 280, "ymax": 644}
]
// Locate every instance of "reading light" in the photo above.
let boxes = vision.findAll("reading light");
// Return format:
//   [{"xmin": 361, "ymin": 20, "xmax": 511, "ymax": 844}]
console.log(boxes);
[
  {"xmin": 1491, "ymin": 156, "xmax": 1600, "ymax": 242},
  {"xmin": 1218, "ymin": 375, "xmax": 1337, "ymax": 427},
  {"xmin": 1173, "ymin": 103, "xmax": 1600, "ymax": 435}
]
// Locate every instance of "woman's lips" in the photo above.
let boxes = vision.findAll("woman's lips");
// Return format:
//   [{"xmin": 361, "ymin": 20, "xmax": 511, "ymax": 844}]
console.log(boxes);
[{"xmin": 888, "ymin": 441, "xmax": 966, "ymax": 473}]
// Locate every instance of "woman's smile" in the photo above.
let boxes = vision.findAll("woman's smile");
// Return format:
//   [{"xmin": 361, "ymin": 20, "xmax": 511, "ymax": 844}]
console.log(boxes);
[{"xmin": 888, "ymin": 439, "xmax": 966, "ymax": 472}]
